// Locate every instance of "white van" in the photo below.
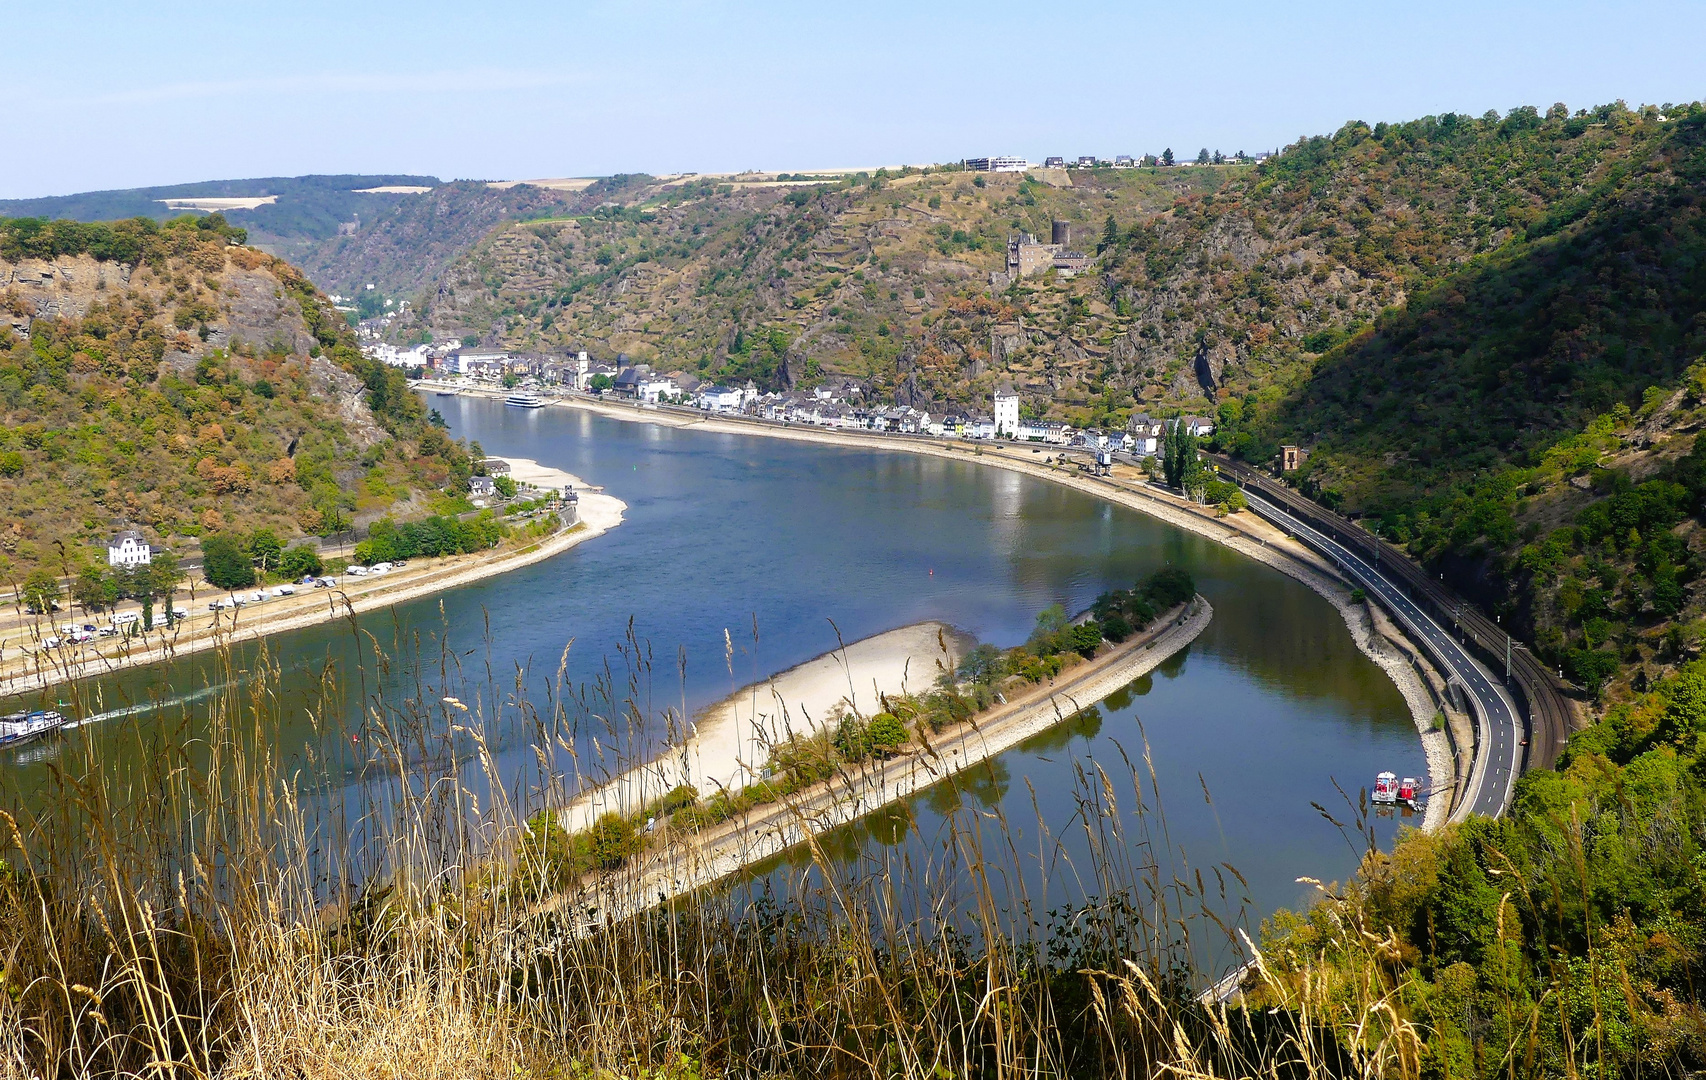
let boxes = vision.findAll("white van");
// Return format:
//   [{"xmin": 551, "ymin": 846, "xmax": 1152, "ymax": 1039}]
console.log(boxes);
[
  {"xmin": 111, "ymin": 612, "xmax": 139, "ymax": 627},
  {"xmin": 346, "ymin": 565, "xmax": 369, "ymax": 577},
  {"xmin": 270, "ymin": 584, "xmax": 296, "ymax": 597},
  {"xmin": 369, "ymin": 562, "xmax": 392, "ymax": 575}
]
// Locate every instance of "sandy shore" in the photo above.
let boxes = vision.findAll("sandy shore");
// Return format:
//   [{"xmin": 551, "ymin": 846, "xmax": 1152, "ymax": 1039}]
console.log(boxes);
[
  {"xmin": 0, "ymin": 475, "xmax": 626, "ymax": 698},
  {"xmin": 432, "ymin": 384, "xmax": 1456, "ymax": 830},
  {"xmin": 490, "ymin": 456, "xmax": 591, "ymax": 493},
  {"xmin": 561, "ymin": 622, "xmax": 967, "ymax": 832},
  {"xmin": 556, "ymin": 598, "xmax": 1214, "ymax": 923}
]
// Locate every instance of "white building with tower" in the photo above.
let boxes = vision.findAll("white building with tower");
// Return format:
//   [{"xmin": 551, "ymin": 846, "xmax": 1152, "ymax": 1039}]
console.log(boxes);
[
  {"xmin": 107, "ymin": 530, "xmax": 153, "ymax": 568},
  {"xmin": 993, "ymin": 384, "xmax": 1020, "ymax": 438}
]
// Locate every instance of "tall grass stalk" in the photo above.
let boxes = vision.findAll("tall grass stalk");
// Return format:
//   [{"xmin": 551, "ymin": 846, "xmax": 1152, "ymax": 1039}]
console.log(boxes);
[{"xmin": 1, "ymin": 612, "xmax": 1400, "ymax": 1078}]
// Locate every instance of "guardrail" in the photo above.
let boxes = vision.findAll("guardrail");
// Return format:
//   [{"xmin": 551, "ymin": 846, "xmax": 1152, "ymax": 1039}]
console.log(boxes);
[{"xmin": 1213, "ymin": 456, "xmax": 1577, "ymax": 774}]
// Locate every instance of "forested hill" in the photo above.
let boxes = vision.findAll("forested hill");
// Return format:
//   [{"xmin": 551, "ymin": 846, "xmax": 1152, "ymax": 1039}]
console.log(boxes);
[{"xmin": 0, "ymin": 214, "xmax": 472, "ymax": 585}]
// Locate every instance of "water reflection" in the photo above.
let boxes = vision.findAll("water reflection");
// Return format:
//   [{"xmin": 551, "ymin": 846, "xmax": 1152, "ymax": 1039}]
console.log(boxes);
[{"xmin": 3, "ymin": 397, "xmax": 1426, "ymax": 920}]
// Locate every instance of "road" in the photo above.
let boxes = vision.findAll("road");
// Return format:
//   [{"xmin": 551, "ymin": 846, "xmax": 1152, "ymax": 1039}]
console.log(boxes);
[{"xmin": 1237, "ymin": 487, "xmax": 1524, "ymax": 821}]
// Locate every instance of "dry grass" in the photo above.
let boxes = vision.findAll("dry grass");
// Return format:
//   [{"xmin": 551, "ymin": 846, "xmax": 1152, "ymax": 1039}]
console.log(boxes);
[{"xmin": 0, "ymin": 613, "xmax": 1411, "ymax": 1079}]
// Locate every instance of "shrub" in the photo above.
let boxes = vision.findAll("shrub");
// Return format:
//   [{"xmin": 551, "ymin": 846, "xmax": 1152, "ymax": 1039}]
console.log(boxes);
[
  {"xmin": 867, "ymin": 712, "xmax": 908, "ymax": 754},
  {"xmin": 586, "ymin": 812, "xmax": 635, "ymax": 870}
]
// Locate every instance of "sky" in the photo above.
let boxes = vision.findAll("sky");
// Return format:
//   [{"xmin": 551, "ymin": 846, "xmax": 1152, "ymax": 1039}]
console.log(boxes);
[{"xmin": 6, "ymin": 0, "xmax": 1705, "ymax": 199}]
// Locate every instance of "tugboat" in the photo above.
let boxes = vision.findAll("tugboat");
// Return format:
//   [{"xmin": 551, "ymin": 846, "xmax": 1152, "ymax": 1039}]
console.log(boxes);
[
  {"xmin": 504, "ymin": 391, "xmax": 545, "ymax": 409},
  {"xmin": 1371, "ymin": 770, "xmax": 1400, "ymax": 805},
  {"xmin": 1398, "ymin": 776, "xmax": 1420, "ymax": 807},
  {"xmin": 0, "ymin": 709, "xmax": 68, "ymax": 749}
]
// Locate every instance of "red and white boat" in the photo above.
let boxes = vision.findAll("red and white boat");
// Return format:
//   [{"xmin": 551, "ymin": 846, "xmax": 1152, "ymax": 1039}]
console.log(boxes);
[
  {"xmin": 1398, "ymin": 777, "xmax": 1419, "ymax": 805},
  {"xmin": 1372, "ymin": 771, "xmax": 1399, "ymax": 804}
]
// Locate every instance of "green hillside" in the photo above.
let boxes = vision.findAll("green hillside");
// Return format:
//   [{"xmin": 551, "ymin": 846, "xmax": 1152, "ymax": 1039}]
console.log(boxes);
[{"xmin": 0, "ymin": 214, "xmax": 472, "ymax": 588}]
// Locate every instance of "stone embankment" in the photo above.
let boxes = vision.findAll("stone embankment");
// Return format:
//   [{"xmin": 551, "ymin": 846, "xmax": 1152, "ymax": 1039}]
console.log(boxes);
[
  {"xmin": 434, "ymin": 384, "xmax": 1457, "ymax": 832},
  {"xmin": 560, "ymin": 597, "xmax": 1212, "ymax": 924}
]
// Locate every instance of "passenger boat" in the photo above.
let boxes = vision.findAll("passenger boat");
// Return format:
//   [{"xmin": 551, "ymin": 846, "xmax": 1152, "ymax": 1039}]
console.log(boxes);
[
  {"xmin": 1398, "ymin": 776, "xmax": 1419, "ymax": 806},
  {"xmin": 435, "ymin": 387, "xmax": 460, "ymax": 397},
  {"xmin": 0, "ymin": 709, "xmax": 68, "ymax": 749},
  {"xmin": 504, "ymin": 392, "xmax": 545, "ymax": 409},
  {"xmin": 1371, "ymin": 770, "xmax": 1399, "ymax": 804}
]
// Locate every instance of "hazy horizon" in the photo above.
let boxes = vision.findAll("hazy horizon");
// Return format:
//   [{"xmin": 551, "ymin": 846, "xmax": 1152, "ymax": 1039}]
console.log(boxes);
[{"xmin": 6, "ymin": 0, "xmax": 1705, "ymax": 201}]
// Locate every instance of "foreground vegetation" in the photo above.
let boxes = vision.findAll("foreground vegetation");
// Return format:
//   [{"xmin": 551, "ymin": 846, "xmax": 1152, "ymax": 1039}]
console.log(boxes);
[{"xmin": 1, "ymin": 605, "xmax": 1373, "ymax": 1080}]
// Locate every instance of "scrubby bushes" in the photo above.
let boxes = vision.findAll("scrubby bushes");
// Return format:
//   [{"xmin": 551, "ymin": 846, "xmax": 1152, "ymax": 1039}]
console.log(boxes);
[{"xmin": 353, "ymin": 512, "xmax": 506, "ymax": 564}]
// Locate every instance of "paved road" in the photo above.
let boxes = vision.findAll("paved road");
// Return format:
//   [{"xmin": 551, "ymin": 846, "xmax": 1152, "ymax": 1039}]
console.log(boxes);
[{"xmin": 1240, "ymin": 488, "xmax": 1523, "ymax": 821}]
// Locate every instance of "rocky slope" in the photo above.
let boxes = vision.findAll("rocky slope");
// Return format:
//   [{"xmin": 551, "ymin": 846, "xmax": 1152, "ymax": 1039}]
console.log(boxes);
[{"xmin": 0, "ymin": 214, "xmax": 471, "ymax": 581}]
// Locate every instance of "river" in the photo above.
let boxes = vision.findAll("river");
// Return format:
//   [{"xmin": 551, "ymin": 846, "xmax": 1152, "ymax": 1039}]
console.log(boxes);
[{"xmin": 1, "ymin": 394, "xmax": 1426, "ymax": 920}]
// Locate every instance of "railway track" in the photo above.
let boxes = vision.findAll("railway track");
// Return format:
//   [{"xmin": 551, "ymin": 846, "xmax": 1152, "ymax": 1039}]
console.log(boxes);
[{"xmin": 1214, "ymin": 456, "xmax": 1577, "ymax": 776}]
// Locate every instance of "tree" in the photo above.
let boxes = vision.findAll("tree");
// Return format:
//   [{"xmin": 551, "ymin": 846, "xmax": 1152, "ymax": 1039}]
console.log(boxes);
[
  {"xmin": 1099, "ymin": 214, "xmax": 1118, "ymax": 254},
  {"xmin": 501, "ymin": 373, "xmax": 520, "ymax": 389},
  {"xmin": 1161, "ymin": 148, "xmax": 1175, "ymax": 166},
  {"xmin": 247, "ymin": 528, "xmax": 284, "ymax": 577},
  {"xmin": 493, "ymin": 475, "xmax": 518, "ymax": 499},
  {"xmin": 956, "ymin": 643, "xmax": 1006, "ymax": 685},
  {"xmin": 1196, "ymin": 148, "xmax": 1210, "ymax": 164},
  {"xmin": 72, "ymin": 566, "xmax": 117, "ymax": 615},
  {"xmin": 589, "ymin": 374, "xmax": 613, "ymax": 392},
  {"xmin": 281, "ymin": 545, "xmax": 323, "ymax": 580},
  {"xmin": 203, "ymin": 535, "xmax": 256, "ymax": 591},
  {"xmin": 1161, "ymin": 420, "xmax": 1206, "ymax": 494},
  {"xmin": 19, "ymin": 568, "xmax": 61, "ymax": 613},
  {"xmin": 142, "ymin": 551, "xmax": 184, "ymax": 627}
]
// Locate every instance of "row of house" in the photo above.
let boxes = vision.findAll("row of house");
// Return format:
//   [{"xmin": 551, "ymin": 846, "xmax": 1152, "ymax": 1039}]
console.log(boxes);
[{"xmin": 395, "ymin": 345, "xmax": 1216, "ymax": 458}]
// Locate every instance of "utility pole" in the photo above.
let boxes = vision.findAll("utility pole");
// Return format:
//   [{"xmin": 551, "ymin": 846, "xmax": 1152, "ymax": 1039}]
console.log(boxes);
[{"xmin": 1506, "ymin": 633, "xmax": 1512, "ymax": 682}]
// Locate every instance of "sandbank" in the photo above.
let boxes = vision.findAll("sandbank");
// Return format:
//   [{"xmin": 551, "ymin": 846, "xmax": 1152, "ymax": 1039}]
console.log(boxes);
[{"xmin": 561, "ymin": 621, "xmax": 967, "ymax": 832}]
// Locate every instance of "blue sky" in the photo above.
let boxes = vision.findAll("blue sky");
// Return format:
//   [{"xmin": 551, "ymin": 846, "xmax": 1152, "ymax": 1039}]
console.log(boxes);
[{"xmin": 6, "ymin": 0, "xmax": 1704, "ymax": 198}]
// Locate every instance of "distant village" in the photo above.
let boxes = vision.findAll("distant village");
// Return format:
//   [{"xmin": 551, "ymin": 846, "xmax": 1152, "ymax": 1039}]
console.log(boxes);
[{"xmin": 371, "ymin": 341, "xmax": 1215, "ymax": 460}]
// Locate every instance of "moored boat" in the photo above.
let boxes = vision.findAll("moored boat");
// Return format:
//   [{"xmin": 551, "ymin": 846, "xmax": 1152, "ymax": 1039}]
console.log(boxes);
[
  {"xmin": 505, "ymin": 392, "xmax": 545, "ymax": 409},
  {"xmin": 1371, "ymin": 770, "xmax": 1399, "ymax": 804},
  {"xmin": 0, "ymin": 710, "xmax": 68, "ymax": 749}
]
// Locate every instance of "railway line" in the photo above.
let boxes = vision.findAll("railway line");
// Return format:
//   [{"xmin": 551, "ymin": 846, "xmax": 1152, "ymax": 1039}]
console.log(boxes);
[{"xmin": 1214, "ymin": 457, "xmax": 1578, "ymax": 787}]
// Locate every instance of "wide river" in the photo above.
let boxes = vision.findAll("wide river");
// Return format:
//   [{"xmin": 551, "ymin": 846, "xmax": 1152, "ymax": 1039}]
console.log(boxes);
[{"xmin": 2, "ymin": 395, "xmax": 1425, "ymax": 922}]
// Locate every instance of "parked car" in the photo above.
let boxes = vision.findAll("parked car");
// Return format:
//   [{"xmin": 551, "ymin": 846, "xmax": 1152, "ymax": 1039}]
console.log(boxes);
[
  {"xmin": 314, "ymin": 577, "xmax": 337, "ymax": 588},
  {"xmin": 249, "ymin": 591, "xmax": 268, "ymax": 604},
  {"xmin": 42, "ymin": 635, "xmax": 63, "ymax": 649},
  {"xmin": 369, "ymin": 562, "xmax": 392, "ymax": 575},
  {"xmin": 99, "ymin": 626, "xmax": 119, "ymax": 637},
  {"xmin": 298, "ymin": 575, "xmax": 318, "ymax": 586}
]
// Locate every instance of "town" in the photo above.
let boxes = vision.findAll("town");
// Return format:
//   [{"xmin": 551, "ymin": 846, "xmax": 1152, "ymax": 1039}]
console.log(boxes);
[{"xmin": 390, "ymin": 341, "xmax": 1217, "ymax": 460}]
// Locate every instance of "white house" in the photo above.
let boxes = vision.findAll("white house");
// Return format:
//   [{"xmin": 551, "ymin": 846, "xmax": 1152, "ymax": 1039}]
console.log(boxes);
[
  {"xmin": 1184, "ymin": 415, "xmax": 1216, "ymax": 438},
  {"xmin": 993, "ymin": 384, "xmax": 1020, "ymax": 438},
  {"xmin": 1127, "ymin": 412, "xmax": 1162, "ymax": 456},
  {"xmin": 636, "ymin": 372, "xmax": 676, "ymax": 403},
  {"xmin": 699, "ymin": 385, "xmax": 744, "ymax": 412},
  {"xmin": 456, "ymin": 351, "xmax": 510, "ymax": 378},
  {"xmin": 108, "ymin": 530, "xmax": 152, "ymax": 568}
]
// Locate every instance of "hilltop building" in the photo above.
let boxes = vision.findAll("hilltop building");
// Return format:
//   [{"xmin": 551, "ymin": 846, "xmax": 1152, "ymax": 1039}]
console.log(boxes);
[
  {"xmin": 964, "ymin": 156, "xmax": 1028, "ymax": 173},
  {"xmin": 1005, "ymin": 221, "xmax": 1094, "ymax": 280}
]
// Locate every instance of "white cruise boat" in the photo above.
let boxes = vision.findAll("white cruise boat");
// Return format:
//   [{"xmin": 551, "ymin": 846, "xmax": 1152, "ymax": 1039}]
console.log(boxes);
[
  {"xmin": 0, "ymin": 710, "xmax": 68, "ymax": 749},
  {"xmin": 505, "ymin": 391, "xmax": 545, "ymax": 409}
]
